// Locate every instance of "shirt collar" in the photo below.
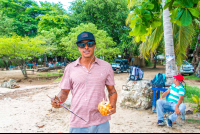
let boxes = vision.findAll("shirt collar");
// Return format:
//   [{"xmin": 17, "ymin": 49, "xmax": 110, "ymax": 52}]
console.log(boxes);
[{"xmin": 74, "ymin": 56, "xmax": 100, "ymax": 67}]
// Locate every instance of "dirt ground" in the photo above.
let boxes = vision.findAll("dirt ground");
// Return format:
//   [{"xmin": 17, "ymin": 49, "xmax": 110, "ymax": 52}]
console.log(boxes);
[{"xmin": 0, "ymin": 65, "xmax": 200, "ymax": 133}]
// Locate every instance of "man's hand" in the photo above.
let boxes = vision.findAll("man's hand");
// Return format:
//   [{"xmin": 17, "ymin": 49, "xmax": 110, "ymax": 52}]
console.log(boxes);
[
  {"xmin": 175, "ymin": 106, "xmax": 180, "ymax": 115},
  {"xmin": 160, "ymin": 97, "xmax": 163, "ymax": 100},
  {"xmin": 107, "ymin": 103, "xmax": 116, "ymax": 116},
  {"xmin": 51, "ymin": 97, "xmax": 62, "ymax": 108}
]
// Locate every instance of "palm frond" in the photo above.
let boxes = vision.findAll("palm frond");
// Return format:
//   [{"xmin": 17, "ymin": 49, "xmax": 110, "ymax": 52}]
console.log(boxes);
[
  {"xmin": 194, "ymin": 19, "xmax": 200, "ymax": 28},
  {"xmin": 139, "ymin": 36, "xmax": 150, "ymax": 60},
  {"xmin": 173, "ymin": 23, "xmax": 196, "ymax": 66},
  {"xmin": 148, "ymin": 25, "xmax": 164, "ymax": 53},
  {"xmin": 139, "ymin": 24, "xmax": 163, "ymax": 60}
]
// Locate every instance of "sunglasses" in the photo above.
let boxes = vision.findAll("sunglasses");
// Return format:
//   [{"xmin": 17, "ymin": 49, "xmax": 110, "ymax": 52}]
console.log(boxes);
[{"xmin": 77, "ymin": 41, "xmax": 96, "ymax": 48}]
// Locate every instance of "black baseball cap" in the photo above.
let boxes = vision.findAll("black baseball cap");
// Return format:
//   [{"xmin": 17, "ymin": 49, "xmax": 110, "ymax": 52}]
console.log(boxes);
[{"xmin": 76, "ymin": 31, "xmax": 95, "ymax": 44}]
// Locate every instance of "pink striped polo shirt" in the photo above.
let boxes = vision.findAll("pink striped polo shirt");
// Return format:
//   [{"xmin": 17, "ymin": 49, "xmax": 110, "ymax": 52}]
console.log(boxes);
[{"xmin": 59, "ymin": 56, "xmax": 115, "ymax": 128}]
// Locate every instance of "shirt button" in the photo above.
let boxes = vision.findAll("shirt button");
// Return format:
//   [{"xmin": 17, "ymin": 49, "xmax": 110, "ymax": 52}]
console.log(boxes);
[
  {"xmin": 87, "ymin": 71, "xmax": 88, "ymax": 73},
  {"xmin": 85, "ymin": 99, "xmax": 87, "ymax": 101}
]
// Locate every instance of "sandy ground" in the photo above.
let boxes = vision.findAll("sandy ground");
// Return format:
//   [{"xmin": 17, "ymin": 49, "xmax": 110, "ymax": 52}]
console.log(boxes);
[{"xmin": 0, "ymin": 66, "xmax": 200, "ymax": 133}]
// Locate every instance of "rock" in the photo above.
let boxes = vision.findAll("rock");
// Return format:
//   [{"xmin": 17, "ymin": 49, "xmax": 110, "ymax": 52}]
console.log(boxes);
[
  {"xmin": 1, "ymin": 79, "xmax": 17, "ymax": 89},
  {"xmin": 186, "ymin": 110, "xmax": 193, "ymax": 115},
  {"xmin": 120, "ymin": 79, "xmax": 153, "ymax": 110}
]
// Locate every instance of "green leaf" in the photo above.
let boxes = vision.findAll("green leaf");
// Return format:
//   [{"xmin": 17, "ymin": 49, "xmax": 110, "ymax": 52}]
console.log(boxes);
[
  {"xmin": 173, "ymin": 1, "xmax": 185, "ymax": 8},
  {"xmin": 192, "ymin": 96, "xmax": 198, "ymax": 103},
  {"xmin": 146, "ymin": 3, "xmax": 154, "ymax": 10},
  {"xmin": 143, "ymin": 14, "xmax": 151, "ymax": 20},
  {"xmin": 191, "ymin": 0, "xmax": 199, "ymax": 4},
  {"xmin": 180, "ymin": 9, "xmax": 192, "ymax": 26},
  {"xmin": 189, "ymin": 8, "xmax": 199, "ymax": 17},
  {"xmin": 129, "ymin": 30, "xmax": 134, "ymax": 36},
  {"xmin": 151, "ymin": 21, "xmax": 162, "ymax": 29},
  {"xmin": 135, "ymin": 36, "xmax": 141, "ymax": 43},
  {"xmin": 173, "ymin": 9, "xmax": 184, "ymax": 21},
  {"xmin": 131, "ymin": 24, "xmax": 141, "ymax": 36},
  {"xmin": 134, "ymin": 8, "xmax": 141, "ymax": 15},
  {"xmin": 184, "ymin": 0, "xmax": 194, "ymax": 8},
  {"xmin": 193, "ymin": 109, "xmax": 198, "ymax": 113},
  {"xmin": 164, "ymin": 2, "xmax": 171, "ymax": 9},
  {"xmin": 140, "ymin": 35, "xmax": 146, "ymax": 42},
  {"xmin": 140, "ymin": 25, "xmax": 147, "ymax": 35},
  {"xmin": 171, "ymin": 8, "xmax": 179, "ymax": 20}
]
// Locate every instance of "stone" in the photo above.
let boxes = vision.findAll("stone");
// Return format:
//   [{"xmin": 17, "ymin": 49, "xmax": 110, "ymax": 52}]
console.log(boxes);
[
  {"xmin": 1, "ymin": 79, "xmax": 17, "ymax": 89},
  {"xmin": 120, "ymin": 79, "xmax": 153, "ymax": 110}
]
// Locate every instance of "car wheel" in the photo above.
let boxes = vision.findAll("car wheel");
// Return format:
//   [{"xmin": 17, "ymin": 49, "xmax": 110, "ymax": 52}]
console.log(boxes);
[
  {"xmin": 189, "ymin": 73, "xmax": 193, "ymax": 76},
  {"xmin": 116, "ymin": 69, "xmax": 120, "ymax": 74}
]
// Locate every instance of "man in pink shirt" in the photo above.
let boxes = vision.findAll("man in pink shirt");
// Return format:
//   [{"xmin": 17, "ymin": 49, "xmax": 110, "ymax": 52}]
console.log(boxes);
[{"xmin": 51, "ymin": 31, "xmax": 117, "ymax": 133}]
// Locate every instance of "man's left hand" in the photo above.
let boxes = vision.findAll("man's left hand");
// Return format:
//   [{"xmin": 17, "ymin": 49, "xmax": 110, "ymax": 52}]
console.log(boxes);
[
  {"xmin": 107, "ymin": 104, "xmax": 116, "ymax": 116},
  {"xmin": 175, "ymin": 106, "xmax": 180, "ymax": 115}
]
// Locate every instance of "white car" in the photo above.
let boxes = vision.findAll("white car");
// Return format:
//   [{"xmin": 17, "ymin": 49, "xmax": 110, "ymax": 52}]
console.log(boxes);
[{"xmin": 180, "ymin": 61, "xmax": 194, "ymax": 75}]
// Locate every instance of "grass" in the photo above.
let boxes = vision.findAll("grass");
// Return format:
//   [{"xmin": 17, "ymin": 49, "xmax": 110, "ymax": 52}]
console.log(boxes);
[
  {"xmin": 36, "ymin": 73, "xmax": 63, "ymax": 77},
  {"xmin": 185, "ymin": 85, "xmax": 200, "ymax": 103},
  {"xmin": 55, "ymin": 77, "xmax": 62, "ymax": 81},
  {"xmin": 186, "ymin": 119, "xmax": 200, "ymax": 125},
  {"xmin": 184, "ymin": 74, "xmax": 200, "ymax": 81}
]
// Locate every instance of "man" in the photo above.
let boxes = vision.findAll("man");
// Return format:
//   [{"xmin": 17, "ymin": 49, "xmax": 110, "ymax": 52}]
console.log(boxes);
[
  {"xmin": 156, "ymin": 74, "xmax": 186, "ymax": 127},
  {"xmin": 51, "ymin": 31, "xmax": 117, "ymax": 133}
]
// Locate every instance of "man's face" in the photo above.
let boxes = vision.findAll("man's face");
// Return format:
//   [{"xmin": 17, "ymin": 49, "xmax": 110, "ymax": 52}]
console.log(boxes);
[{"xmin": 78, "ymin": 40, "xmax": 96, "ymax": 58}]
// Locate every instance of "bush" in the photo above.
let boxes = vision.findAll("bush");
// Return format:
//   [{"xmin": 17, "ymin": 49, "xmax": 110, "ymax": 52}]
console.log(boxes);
[
  {"xmin": 185, "ymin": 86, "xmax": 200, "ymax": 103},
  {"xmin": 0, "ymin": 59, "xmax": 5, "ymax": 68},
  {"xmin": 145, "ymin": 60, "xmax": 154, "ymax": 67}
]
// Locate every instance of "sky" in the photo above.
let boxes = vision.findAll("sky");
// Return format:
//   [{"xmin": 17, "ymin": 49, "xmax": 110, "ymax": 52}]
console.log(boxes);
[{"xmin": 35, "ymin": 0, "xmax": 75, "ymax": 11}]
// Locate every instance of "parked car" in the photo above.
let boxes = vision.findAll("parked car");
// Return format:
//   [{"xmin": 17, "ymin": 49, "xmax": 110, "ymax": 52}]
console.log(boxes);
[
  {"xmin": 111, "ymin": 59, "xmax": 130, "ymax": 74},
  {"xmin": 180, "ymin": 60, "xmax": 194, "ymax": 75}
]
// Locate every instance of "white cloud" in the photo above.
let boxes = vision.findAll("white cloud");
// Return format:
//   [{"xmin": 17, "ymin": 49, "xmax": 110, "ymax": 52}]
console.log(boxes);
[{"xmin": 35, "ymin": 0, "xmax": 74, "ymax": 10}]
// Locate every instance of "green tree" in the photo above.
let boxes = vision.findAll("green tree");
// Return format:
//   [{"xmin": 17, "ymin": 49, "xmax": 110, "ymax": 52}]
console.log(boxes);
[
  {"xmin": 39, "ymin": 28, "xmax": 67, "ymax": 58},
  {"xmin": 61, "ymin": 23, "xmax": 120, "ymax": 62},
  {"xmin": 0, "ymin": 34, "xmax": 46, "ymax": 77},
  {"xmin": 37, "ymin": 14, "xmax": 69, "ymax": 32},
  {"xmin": 0, "ymin": 0, "xmax": 41, "ymax": 36},
  {"xmin": 69, "ymin": 0, "xmax": 129, "ymax": 44},
  {"xmin": 127, "ymin": 0, "xmax": 199, "ymax": 84},
  {"xmin": 0, "ymin": 12, "xmax": 15, "ymax": 36}
]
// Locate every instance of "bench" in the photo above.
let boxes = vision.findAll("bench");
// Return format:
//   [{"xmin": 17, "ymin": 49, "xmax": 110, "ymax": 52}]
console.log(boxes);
[
  {"xmin": 22, "ymin": 69, "xmax": 34, "ymax": 74},
  {"xmin": 10, "ymin": 65, "xmax": 18, "ymax": 70}
]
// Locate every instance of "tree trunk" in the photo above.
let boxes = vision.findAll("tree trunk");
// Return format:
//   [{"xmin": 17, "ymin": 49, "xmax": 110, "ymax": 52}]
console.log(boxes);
[
  {"xmin": 192, "ymin": 29, "xmax": 200, "ymax": 72},
  {"xmin": 151, "ymin": 51, "xmax": 154, "ymax": 63},
  {"xmin": 162, "ymin": 0, "xmax": 177, "ymax": 84},
  {"xmin": 153, "ymin": 52, "xmax": 157, "ymax": 69},
  {"xmin": 37, "ymin": 65, "xmax": 63, "ymax": 72},
  {"xmin": 3, "ymin": 59, "xmax": 9, "ymax": 70}
]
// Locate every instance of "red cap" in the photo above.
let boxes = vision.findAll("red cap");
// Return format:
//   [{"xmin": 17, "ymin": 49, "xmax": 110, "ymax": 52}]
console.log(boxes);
[{"xmin": 173, "ymin": 74, "xmax": 184, "ymax": 82}]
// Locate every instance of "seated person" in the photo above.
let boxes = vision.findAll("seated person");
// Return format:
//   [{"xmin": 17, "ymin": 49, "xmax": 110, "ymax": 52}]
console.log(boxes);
[
  {"xmin": 48, "ymin": 61, "xmax": 52, "ymax": 67},
  {"xmin": 55, "ymin": 62, "xmax": 59, "ymax": 66},
  {"xmin": 61, "ymin": 62, "xmax": 65, "ymax": 66},
  {"xmin": 32, "ymin": 62, "xmax": 37, "ymax": 69},
  {"xmin": 156, "ymin": 74, "xmax": 186, "ymax": 127}
]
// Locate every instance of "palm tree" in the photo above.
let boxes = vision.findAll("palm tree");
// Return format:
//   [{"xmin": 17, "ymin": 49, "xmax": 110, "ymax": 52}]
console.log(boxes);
[
  {"xmin": 162, "ymin": 0, "xmax": 177, "ymax": 84},
  {"xmin": 127, "ymin": 0, "xmax": 196, "ymax": 84}
]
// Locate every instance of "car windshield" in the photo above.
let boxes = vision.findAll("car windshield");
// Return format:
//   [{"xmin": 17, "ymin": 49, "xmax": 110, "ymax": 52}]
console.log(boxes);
[
  {"xmin": 113, "ymin": 60, "xmax": 121, "ymax": 63},
  {"xmin": 182, "ymin": 61, "xmax": 190, "ymax": 65}
]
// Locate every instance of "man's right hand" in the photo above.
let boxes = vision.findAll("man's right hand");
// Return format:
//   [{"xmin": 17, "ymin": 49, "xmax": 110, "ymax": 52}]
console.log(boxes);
[
  {"xmin": 159, "ymin": 97, "xmax": 163, "ymax": 100},
  {"xmin": 51, "ymin": 97, "xmax": 62, "ymax": 108}
]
